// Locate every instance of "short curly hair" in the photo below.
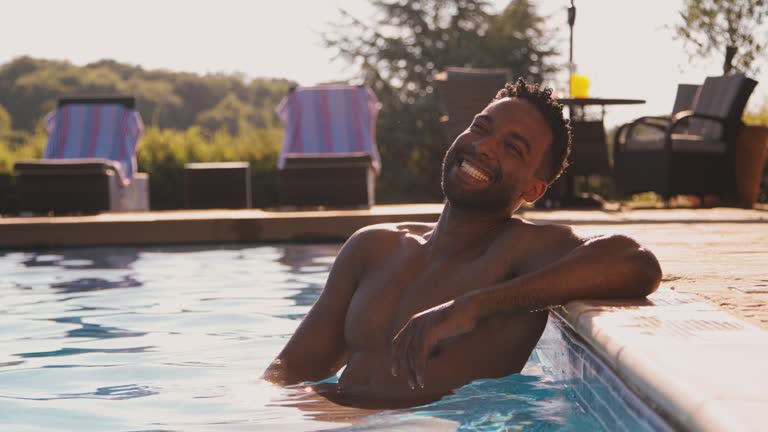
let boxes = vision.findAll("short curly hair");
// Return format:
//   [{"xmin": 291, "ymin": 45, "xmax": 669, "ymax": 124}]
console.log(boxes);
[{"xmin": 493, "ymin": 78, "xmax": 571, "ymax": 184}]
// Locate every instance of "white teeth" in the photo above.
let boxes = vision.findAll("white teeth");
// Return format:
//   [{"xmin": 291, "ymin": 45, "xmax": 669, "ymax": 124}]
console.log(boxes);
[{"xmin": 459, "ymin": 161, "xmax": 491, "ymax": 182}]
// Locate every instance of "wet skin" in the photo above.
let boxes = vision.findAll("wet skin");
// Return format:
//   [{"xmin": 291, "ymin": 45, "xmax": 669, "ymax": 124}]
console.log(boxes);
[{"xmin": 263, "ymin": 97, "xmax": 662, "ymax": 408}]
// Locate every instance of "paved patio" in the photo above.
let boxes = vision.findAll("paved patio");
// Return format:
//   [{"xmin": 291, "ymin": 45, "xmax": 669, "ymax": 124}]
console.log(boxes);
[{"xmin": 524, "ymin": 208, "xmax": 768, "ymax": 330}]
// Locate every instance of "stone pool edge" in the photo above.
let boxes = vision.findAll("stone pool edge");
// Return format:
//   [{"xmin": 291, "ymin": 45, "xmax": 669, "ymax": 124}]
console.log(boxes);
[{"xmin": 555, "ymin": 290, "xmax": 768, "ymax": 432}]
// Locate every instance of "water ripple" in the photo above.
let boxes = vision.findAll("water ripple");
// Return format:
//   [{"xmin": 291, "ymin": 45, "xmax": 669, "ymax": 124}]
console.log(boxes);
[
  {"xmin": 48, "ymin": 316, "xmax": 146, "ymax": 340},
  {"xmin": 58, "ymin": 384, "xmax": 159, "ymax": 400},
  {"xmin": 2, "ymin": 384, "xmax": 159, "ymax": 401},
  {"xmin": 16, "ymin": 346, "xmax": 155, "ymax": 358},
  {"xmin": 50, "ymin": 276, "xmax": 142, "ymax": 293}
]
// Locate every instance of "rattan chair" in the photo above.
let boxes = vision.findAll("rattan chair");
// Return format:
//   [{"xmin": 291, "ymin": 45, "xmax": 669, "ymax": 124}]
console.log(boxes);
[
  {"xmin": 434, "ymin": 67, "xmax": 510, "ymax": 143},
  {"xmin": 613, "ymin": 74, "xmax": 757, "ymax": 202}
]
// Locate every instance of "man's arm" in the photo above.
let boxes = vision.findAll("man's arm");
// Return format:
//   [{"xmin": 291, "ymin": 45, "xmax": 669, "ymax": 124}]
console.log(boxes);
[
  {"xmin": 263, "ymin": 228, "xmax": 371, "ymax": 385},
  {"xmin": 391, "ymin": 228, "xmax": 662, "ymax": 388},
  {"xmin": 468, "ymin": 231, "xmax": 662, "ymax": 312}
]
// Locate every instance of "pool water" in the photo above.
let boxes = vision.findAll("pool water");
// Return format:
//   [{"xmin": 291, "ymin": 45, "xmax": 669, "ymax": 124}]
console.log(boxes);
[{"xmin": 0, "ymin": 244, "xmax": 663, "ymax": 431}]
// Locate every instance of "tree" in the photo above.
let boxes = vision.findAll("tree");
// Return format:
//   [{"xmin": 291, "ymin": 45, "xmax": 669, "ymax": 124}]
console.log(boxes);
[
  {"xmin": 196, "ymin": 93, "xmax": 256, "ymax": 135},
  {"xmin": 324, "ymin": 0, "xmax": 558, "ymax": 201},
  {"xmin": 0, "ymin": 56, "xmax": 296, "ymax": 133},
  {"xmin": 0, "ymin": 105, "xmax": 11, "ymax": 133},
  {"xmin": 477, "ymin": 0, "xmax": 558, "ymax": 78},
  {"xmin": 675, "ymin": 0, "xmax": 768, "ymax": 74}
]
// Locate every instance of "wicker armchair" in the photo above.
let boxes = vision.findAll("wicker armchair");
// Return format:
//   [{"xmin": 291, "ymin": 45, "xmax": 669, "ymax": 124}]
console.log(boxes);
[{"xmin": 614, "ymin": 74, "xmax": 757, "ymax": 202}]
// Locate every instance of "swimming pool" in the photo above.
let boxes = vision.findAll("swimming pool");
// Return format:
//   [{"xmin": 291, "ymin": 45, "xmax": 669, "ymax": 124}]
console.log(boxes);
[{"xmin": 0, "ymin": 244, "xmax": 670, "ymax": 431}]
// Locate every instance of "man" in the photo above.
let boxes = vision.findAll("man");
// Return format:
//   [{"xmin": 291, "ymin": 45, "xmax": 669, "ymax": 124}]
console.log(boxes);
[{"xmin": 263, "ymin": 79, "xmax": 662, "ymax": 408}]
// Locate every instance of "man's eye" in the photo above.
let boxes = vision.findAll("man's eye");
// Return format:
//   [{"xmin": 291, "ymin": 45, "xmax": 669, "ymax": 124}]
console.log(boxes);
[
  {"xmin": 470, "ymin": 123, "xmax": 486, "ymax": 132},
  {"xmin": 506, "ymin": 141, "xmax": 522, "ymax": 156}
]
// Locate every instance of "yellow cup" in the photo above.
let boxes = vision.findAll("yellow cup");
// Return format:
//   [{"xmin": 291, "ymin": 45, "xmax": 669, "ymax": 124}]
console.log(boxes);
[{"xmin": 570, "ymin": 74, "xmax": 590, "ymax": 98}]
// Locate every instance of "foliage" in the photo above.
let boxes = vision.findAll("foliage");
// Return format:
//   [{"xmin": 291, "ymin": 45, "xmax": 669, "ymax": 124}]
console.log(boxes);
[
  {"xmin": 0, "ymin": 127, "xmax": 44, "ymax": 213},
  {"xmin": 743, "ymin": 100, "xmax": 768, "ymax": 126},
  {"xmin": 675, "ymin": 0, "xmax": 768, "ymax": 74},
  {"xmin": 324, "ymin": 0, "xmax": 558, "ymax": 201},
  {"xmin": 481, "ymin": 0, "xmax": 558, "ymax": 78},
  {"xmin": 0, "ymin": 56, "xmax": 295, "ymax": 133},
  {"xmin": 136, "ymin": 126, "xmax": 283, "ymax": 209},
  {"xmin": 0, "ymin": 104, "xmax": 11, "ymax": 133},
  {"xmin": 137, "ymin": 126, "xmax": 281, "ymax": 173},
  {"xmin": 195, "ymin": 93, "xmax": 258, "ymax": 135},
  {"xmin": 0, "ymin": 130, "xmax": 46, "ymax": 173}
]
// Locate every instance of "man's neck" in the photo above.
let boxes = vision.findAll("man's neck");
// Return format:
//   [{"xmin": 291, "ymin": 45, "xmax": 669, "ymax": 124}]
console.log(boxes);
[{"xmin": 425, "ymin": 202, "xmax": 514, "ymax": 260}]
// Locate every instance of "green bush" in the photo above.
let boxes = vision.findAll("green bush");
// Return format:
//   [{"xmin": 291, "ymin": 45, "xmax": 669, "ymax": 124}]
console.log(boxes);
[
  {"xmin": 744, "ymin": 105, "xmax": 768, "ymax": 127},
  {"xmin": 0, "ymin": 129, "xmax": 46, "ymax": 172},
  {"xmin": 137, "ymin": 127, "xmax": 282, "ymax": 209},
  {"xmin": 0, "ymin": 129, "xmax": 45, "ymax": 213}
]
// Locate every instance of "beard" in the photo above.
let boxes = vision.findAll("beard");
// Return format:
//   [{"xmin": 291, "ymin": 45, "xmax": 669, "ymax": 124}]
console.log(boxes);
[{"xmin": 440, "ymin": 145, "xmax": 520, "ymax": 212}]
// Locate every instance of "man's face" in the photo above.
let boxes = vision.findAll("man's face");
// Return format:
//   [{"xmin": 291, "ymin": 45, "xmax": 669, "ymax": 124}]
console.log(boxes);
[{"xmin": 441, "ymin": 97, "xmax": 553, "ymax": 212}]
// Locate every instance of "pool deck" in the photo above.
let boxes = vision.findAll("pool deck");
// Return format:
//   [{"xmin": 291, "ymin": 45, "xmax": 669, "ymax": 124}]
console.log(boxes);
[{"xmin": 2, "ymin": 204, "xmax": 768, "ymax": 431}]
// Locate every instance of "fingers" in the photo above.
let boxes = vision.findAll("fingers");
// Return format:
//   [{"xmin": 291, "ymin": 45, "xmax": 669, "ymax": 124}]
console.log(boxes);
[
  {"xmin": 391, "ymin": 318, "xmax": 433, "ymax": 390},
  {"xmin": 390, "ymin": 324, "xmax": 408, "ymax": 377},
  {"xmin": 406, "ymin": 322, "xmax": 424, "ymax": 389},
  {"xmin": 401, "ymin": 327, "xmax": 419, "ymax": 389},
  {"xmin": 413, "ymin": 334, "xmax": 430, "ymax": 389}
]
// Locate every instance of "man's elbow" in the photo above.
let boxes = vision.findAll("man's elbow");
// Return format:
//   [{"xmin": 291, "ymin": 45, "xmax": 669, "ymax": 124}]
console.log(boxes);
[
  {"xmin": 262, "ymin": 363, "xmax": 282, "ymax": 384},
  {"xmin": 604, "ymin": 235, "xmax": 662, "ymax": 298},
  {"xmin": 619, "ymin": 237, "xmax": 662, "ymax": 298},
  {"xmin": 262, "ymin": 358, "xmax": 295, "ymax": 386},
  {"xmin": 632, "ymin": 246, "xmax": 662, "ymax": 297}
]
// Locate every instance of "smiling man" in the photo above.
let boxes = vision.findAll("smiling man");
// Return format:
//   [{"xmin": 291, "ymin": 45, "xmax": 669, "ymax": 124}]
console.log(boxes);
[{"xmin": 263, "ymin": 79, "xmax": 662, "ymax": 408}]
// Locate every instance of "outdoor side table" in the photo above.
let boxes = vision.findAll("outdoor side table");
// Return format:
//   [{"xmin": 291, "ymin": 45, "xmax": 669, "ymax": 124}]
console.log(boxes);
[
  {"xmin": 184, "ymin": 162, "xmax": 252, "ymax": 209},
  {"xmin": 548, "ymin": 97, "xmax": 646, "ymax": 208}
]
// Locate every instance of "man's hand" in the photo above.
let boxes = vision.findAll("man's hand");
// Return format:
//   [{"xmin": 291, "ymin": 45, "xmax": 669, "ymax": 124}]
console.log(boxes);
[{"xmin": 390, "ymin": 297, "xmax": 478, "ymax": 389}]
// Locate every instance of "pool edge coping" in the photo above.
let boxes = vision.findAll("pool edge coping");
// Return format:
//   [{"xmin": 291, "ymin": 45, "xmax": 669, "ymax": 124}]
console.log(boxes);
[
  {"xmin": 1, "ymin": 206, "xmax": 766, "ymax": 249},
  {"xmin": 555, "ymin": 290, "xmax": 768, "ymax": 432}
]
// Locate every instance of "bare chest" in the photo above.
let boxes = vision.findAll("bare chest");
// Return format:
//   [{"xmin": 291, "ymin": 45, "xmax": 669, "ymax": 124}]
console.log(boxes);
[{"xmin": 344, "ymin": 247, "xmax": 517, "ymax": 352}]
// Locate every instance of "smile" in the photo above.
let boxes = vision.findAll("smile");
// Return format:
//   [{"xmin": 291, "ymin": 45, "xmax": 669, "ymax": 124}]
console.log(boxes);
[{"xmin": 458, "ymin": 160, "xmax": 493, "ymax": 183}]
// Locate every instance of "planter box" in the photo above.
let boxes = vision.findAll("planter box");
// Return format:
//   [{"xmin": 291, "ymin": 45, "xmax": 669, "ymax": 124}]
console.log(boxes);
[{"xmin": 734, "ymin": 125, "xmax": 768, "ymax": 208}]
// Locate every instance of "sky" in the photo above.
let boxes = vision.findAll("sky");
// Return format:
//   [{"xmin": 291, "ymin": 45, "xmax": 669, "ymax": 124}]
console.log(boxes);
[{"xmin": 1, "ymin": 0, "xmax": 766, "ymax": 127}]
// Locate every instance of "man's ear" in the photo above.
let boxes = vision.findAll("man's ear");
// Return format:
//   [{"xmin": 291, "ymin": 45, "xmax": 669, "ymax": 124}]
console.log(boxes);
[{"xmin": 521, "ymin": 178, "xmax": 548, "ymax": 203}]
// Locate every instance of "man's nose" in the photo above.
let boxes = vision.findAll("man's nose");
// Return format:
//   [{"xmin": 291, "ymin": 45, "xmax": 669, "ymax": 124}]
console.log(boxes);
[{"xmin": 472, "ymin": 137, "xmax": 495, "ymax": 159}]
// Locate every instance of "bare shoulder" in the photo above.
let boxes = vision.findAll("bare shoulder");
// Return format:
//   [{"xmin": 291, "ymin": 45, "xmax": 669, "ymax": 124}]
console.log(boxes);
[
  {"xmin": 506, "ymin": 218, "xmax": 645, "ymax": 249},
  {"xmin": 349, "ymin": 222, "xmax": 435, "ymax": 242},
  {"xmin": 501, "ymin": 217, "xmax": 582, "ymax": 243},
  {"xmin": 492, "ymin": 218, "xmax": 586, "ymax": 272},
  {"xmin": 342, "ymin": 221, "xmax": 435, "ymax": 260},
  {"xmin": 497, "ymin": 217, "xmax": 650, "ymax": 273}
]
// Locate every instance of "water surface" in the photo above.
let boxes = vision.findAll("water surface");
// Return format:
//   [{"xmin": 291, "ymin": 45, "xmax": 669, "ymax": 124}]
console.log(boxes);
[{"xmin": 0, "ymin": 244, "xmax": 605, "ymax": 431}]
